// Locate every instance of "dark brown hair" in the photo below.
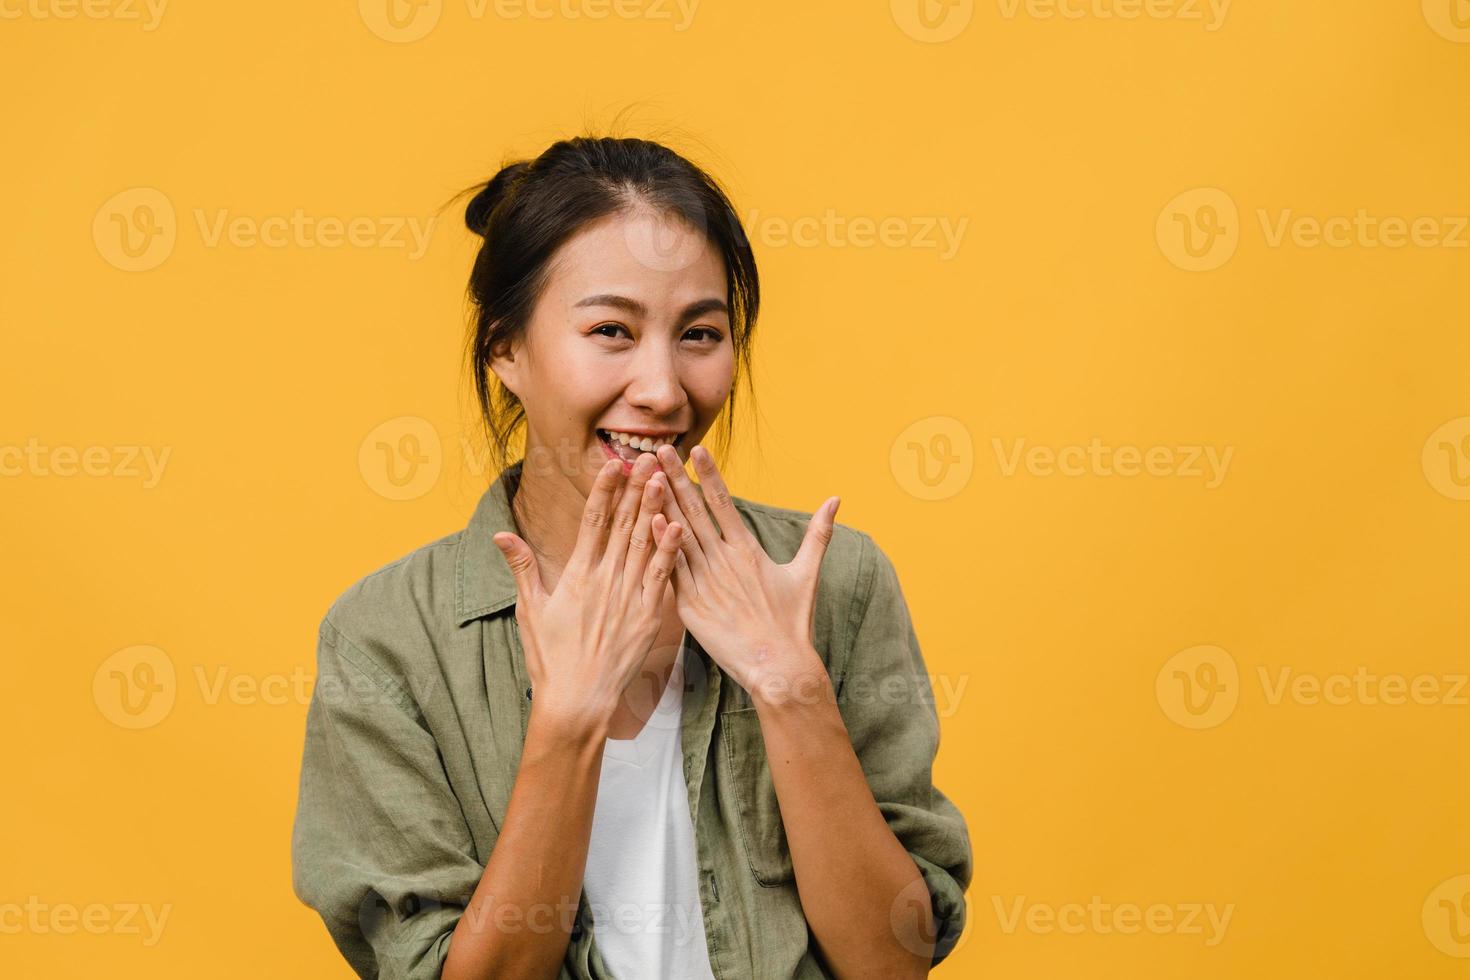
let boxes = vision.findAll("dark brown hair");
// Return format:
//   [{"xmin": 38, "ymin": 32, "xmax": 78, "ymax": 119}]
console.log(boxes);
[{"xmin": 454, "ymin": 136, "xmax": 761, "ymax": 479}]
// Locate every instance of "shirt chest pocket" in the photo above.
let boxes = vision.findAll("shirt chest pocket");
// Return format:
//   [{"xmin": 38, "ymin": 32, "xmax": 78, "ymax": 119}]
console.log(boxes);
[{"xmin": 719, "ymin": 707, "xmax": 795, "ymax": 887}]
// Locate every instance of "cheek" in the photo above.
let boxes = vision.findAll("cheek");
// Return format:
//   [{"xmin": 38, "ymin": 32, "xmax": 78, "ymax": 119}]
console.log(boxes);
[
  {"xmin": 687, "ymin": 352, "xmax": 736, "ymax": 408},
  {"xmin": 532, "ymin": 348, "xmax": 614, "ymax": 415}
]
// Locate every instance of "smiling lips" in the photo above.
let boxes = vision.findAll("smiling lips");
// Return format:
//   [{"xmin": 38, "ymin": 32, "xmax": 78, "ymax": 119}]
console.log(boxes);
[{"xmin": 597, "ymin": 428, "xmax": 684, "ymax": 465}]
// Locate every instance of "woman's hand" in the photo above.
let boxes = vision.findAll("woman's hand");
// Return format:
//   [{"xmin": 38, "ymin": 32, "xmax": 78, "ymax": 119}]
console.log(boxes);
[
  {"xmin": 491, "ymin": 454, "xmax": 685, "ymax": 736},
  {"xmin": 648, "ymin": 443, "xmax": 841, "ymax": 704}
]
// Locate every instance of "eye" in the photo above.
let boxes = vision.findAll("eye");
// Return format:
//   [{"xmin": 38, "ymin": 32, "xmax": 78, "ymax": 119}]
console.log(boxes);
[
  {"xmin": 685, "ymin": 327, "xmax": 722, "ymax": 343},
  {"xmin": 591, "ymin": 323, "xmax": 631, "ymax": 339}
]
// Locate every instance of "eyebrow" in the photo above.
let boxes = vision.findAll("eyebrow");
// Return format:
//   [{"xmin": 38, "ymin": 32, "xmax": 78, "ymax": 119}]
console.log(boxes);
[{"xmin": 573, "ymin": 294, "xmax": 729, "ymax": 324}]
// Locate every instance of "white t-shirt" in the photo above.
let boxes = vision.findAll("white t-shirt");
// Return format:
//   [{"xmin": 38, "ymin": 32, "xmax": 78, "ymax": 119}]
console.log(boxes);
[{"xmin": 582, "ymin": 644, "xmax": 718, "ymax": 980}]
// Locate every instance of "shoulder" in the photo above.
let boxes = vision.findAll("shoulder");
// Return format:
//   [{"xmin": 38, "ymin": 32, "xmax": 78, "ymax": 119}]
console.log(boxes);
[
  {"xmin": 323, "ymin": 529, "xmax": 462, "ymax": 630},
  {"xmin": 314, "ymin": 530, "xmax": 464, "ymax": 688}
]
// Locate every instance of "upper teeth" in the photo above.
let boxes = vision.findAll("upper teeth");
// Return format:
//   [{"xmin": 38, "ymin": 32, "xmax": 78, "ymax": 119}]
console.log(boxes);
[{"xmin": 603, "ymin": 429, "xmax": 679, "ymax": 452}]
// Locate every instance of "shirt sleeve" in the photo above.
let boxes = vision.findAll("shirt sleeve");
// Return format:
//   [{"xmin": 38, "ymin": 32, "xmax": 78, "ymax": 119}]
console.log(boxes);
[
  {"xmin": 835, "ymin": 531, "xmax": 974, "ymax": 968},
  {"xmin": 291, "ymin": 615, "xmax": 486, "ymax": 979}
]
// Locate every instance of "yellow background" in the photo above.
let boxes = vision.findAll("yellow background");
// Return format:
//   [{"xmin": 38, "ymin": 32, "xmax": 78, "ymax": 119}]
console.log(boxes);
[{"xmin": 4, "ymin": 0, "xmax": 1469, "ymax": 976}]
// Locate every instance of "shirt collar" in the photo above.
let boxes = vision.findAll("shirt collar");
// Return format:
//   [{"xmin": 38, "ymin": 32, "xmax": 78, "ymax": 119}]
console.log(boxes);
[{"xmin": 454, "ymin": 458, "xmax": 524, "ymax": 626}]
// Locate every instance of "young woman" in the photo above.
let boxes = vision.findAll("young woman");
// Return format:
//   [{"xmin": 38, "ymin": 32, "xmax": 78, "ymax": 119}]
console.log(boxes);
[{"xmin": 291, "ymin": 136, "xmax": 972, "ymax": 980}]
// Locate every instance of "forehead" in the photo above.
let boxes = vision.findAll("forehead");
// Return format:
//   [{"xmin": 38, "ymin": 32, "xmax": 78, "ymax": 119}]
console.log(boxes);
[{"xmin": 542, "ymin": 208, "xmax": 728, "ymax": 309}]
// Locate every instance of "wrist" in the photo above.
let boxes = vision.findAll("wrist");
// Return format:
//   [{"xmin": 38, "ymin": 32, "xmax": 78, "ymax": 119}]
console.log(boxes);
[
  {"xmin": 527, "ymin": 694, "xmax": 614, "ymax": 745},
  {"xmin": 746, "ymin": 645, "xmax": 832, "ymax": 712}
]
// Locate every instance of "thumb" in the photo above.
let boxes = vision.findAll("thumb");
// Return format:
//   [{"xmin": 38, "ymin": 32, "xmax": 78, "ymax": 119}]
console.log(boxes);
[
  {"xmin": 793, "ymin": 496, "xmax": 840, "ymax": 574},
  {"xmin": 492, "ymin": 532, "xmax": 543, "ymax": 603}
]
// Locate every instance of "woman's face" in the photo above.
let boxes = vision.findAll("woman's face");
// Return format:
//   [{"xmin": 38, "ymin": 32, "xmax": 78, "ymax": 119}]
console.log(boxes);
[{"xmin": 491, "ymin": 206, "xmax": 735, "ymax": 498}]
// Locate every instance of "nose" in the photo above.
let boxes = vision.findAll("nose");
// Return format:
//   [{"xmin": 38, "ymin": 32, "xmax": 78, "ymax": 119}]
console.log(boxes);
[{"xmin": 623, "ymin": 340, "xmax": 688, "ymax": 418}]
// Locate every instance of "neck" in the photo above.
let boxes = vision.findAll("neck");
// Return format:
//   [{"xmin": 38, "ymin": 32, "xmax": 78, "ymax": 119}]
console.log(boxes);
[{"xmin": 509, "ymin": 451, "xmax": 595, "ymax": 591}]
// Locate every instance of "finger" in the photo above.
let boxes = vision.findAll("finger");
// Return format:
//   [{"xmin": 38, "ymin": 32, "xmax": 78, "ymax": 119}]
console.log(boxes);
[
  {"xmin": 655, "ymin": 472, "xmax": 709, "ymax": 580},
  {"xmin": 654, "ymin": 444, "xmax": 724, "ymax": 553},
  {"xmin": 648, "ymin": 511, "xmax": 695, "ymax": 595},
  {"xmin": 641, "ymin": 520, "xmax": 683, "ymax": 607},
  {"xmin": 567, "ymin": 458, "xmax": 625, "ymax": 574},
  {"xmin": 492, "ymin": 531, "xmax": 545, "ymax": 605},
  {"xmin": 661, "ymin": 503, "xmax": 704, "ymax": 597},
  {"xmin": 604, "ymin": 453, "xmax": 659, "ymax": 570},
  {"xmin": 793, "ymin": 496, "xmax": 841, "ymax": 574},
  {"xmin": 621, "ymin": 470, "xmax": 667, "ymax": 584},
  {"xmin": 688, "ymin": 445, "xmax": 757, "ymax": 547}
]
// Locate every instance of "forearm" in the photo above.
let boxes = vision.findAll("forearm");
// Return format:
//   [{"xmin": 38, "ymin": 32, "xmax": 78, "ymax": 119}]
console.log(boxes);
[
  {"xmin": 442, "ymin": 706, "xmax": 608, "ymax": 980},
  {"xmin": 753, "ymin": 652, "xmax": 934, "ymax": 980}
]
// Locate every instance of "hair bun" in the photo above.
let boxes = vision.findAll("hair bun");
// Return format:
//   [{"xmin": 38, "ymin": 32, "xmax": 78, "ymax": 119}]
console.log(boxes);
[{"xmin": 466, "ymin": 161, "xmax": 531, "ymax": 237}]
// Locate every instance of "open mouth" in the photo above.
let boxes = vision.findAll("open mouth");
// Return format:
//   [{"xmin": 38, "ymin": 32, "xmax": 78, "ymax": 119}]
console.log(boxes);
[{"xmin": 597, "ymin": 428, "xmax": 684, "ymax": 464}]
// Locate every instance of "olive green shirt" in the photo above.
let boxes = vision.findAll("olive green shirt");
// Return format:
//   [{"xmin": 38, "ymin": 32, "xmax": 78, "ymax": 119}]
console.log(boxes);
[{"xmin": 290, "ymin": 459, "xmax": 972, "ymax": 978}]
